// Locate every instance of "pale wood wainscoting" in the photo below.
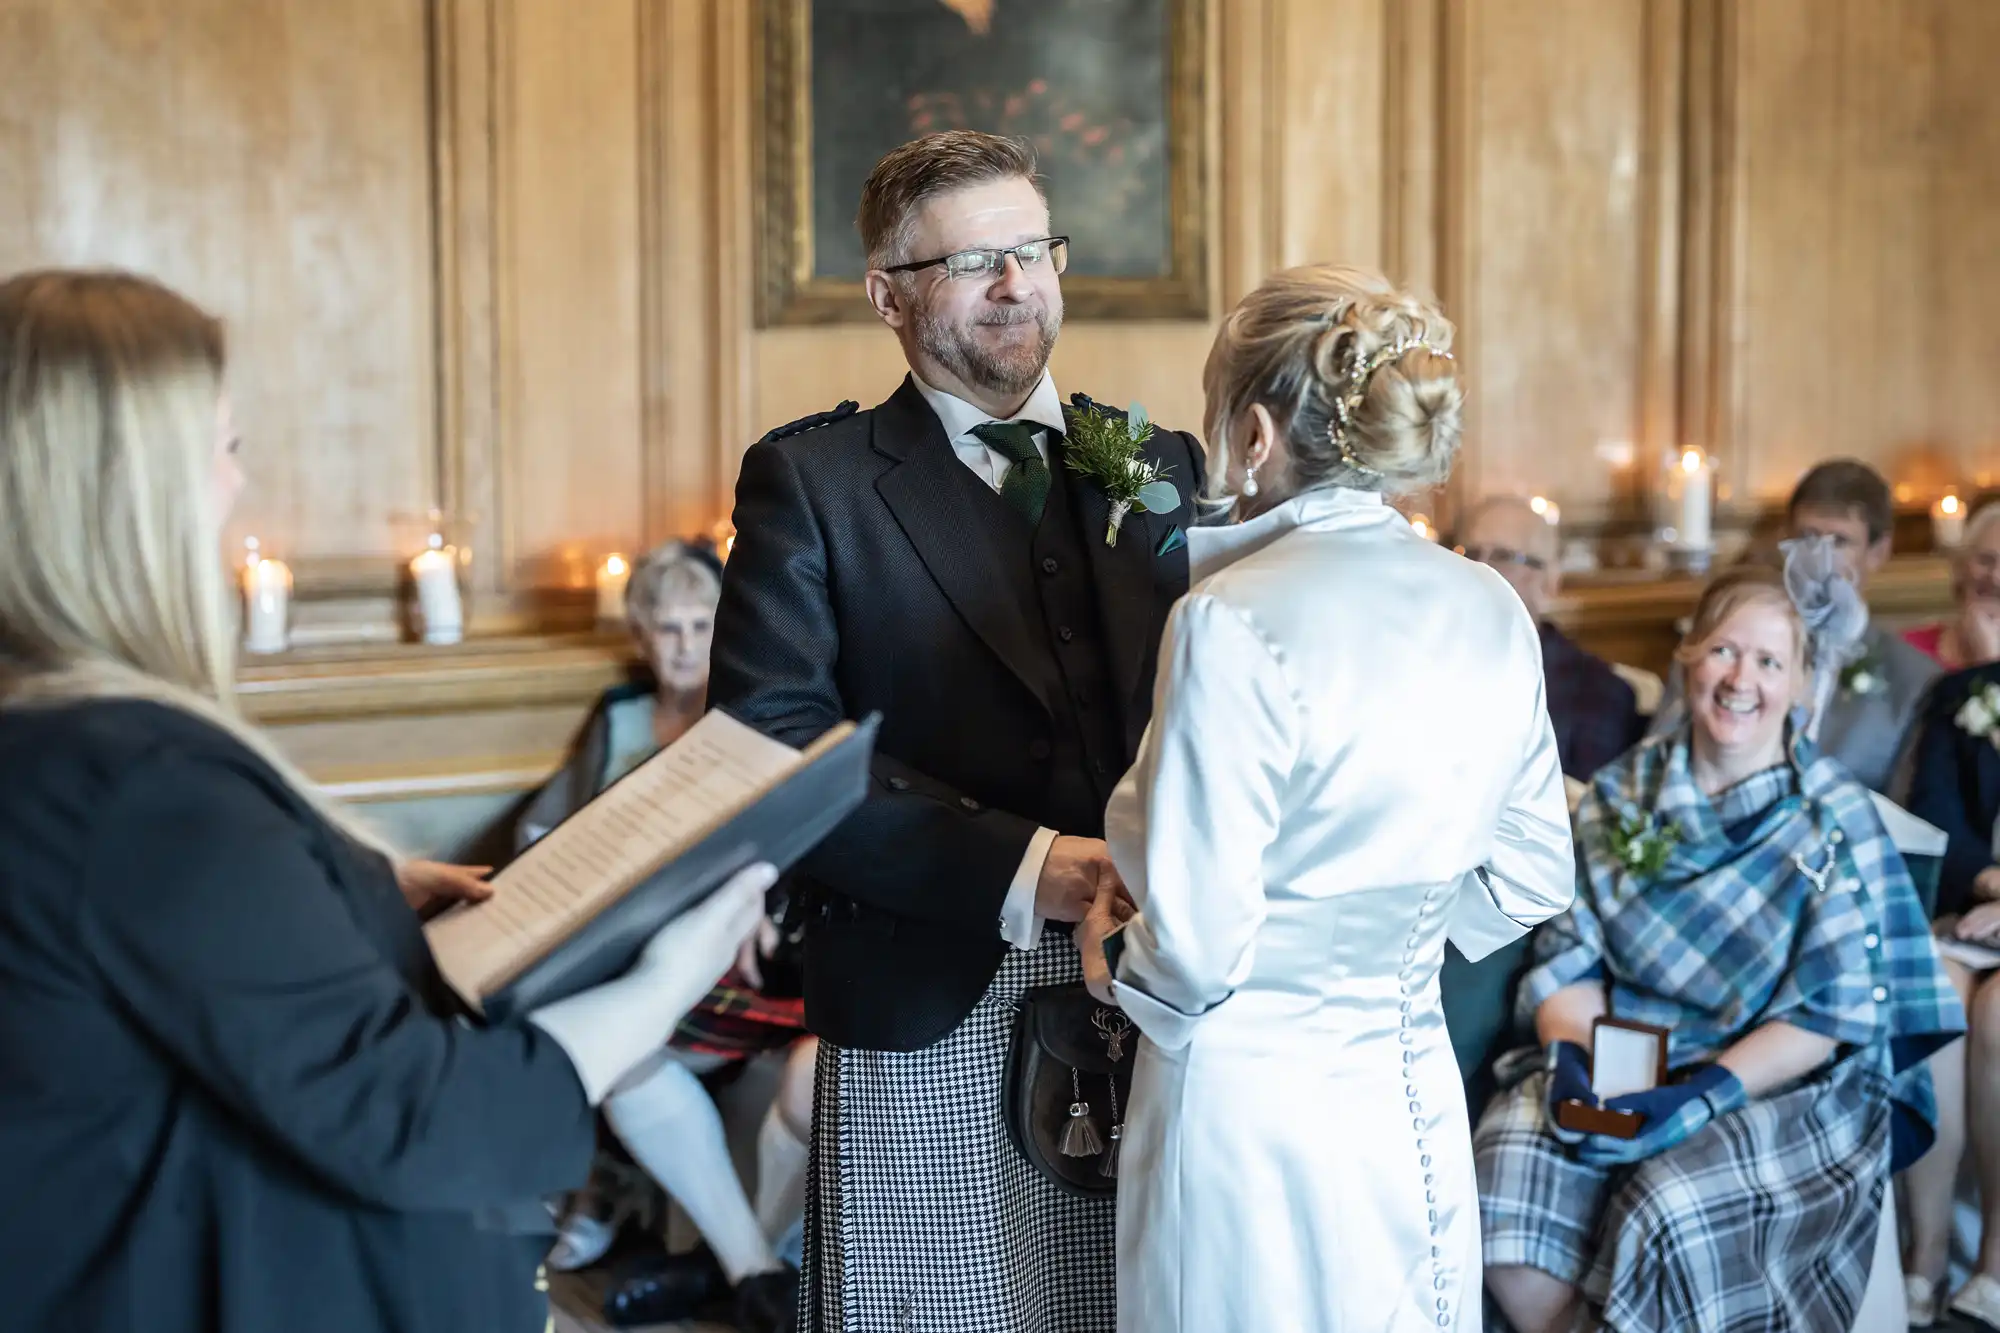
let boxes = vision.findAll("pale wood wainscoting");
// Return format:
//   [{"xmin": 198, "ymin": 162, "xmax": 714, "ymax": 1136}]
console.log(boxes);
[{"xmin": 241, "ymin": 635, "xmax": 636, "ymax": 859}]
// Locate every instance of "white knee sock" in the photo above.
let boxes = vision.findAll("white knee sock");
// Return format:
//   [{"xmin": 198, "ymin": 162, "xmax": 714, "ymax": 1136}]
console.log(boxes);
[
  {"xmin": 603, "ymin": 1059, "xmax": 780, "ymax": 1283},
  {"xmin": 753, "ymin": 1102, "xmax": 810, "ymax": 1245}
]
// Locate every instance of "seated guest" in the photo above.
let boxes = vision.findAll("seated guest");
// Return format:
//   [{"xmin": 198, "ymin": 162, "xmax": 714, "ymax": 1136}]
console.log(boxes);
[
  {"xmin": 1652, "ymin": 458, "xmax": 1939, "ymax": 792},
  {"xmin": 1899, "ymin": 657, "xmax": 2000, "ymax": 1325},
  {"xmin": 522, "ymin": 541, "xmax": 812, "ymax": 1333},
  {"xmin": 1903, "ymin": 500, "xmax": 2000, "ymax": 670},
  {"xmin": 1476, "ymin": 555, "xmax": 1962, "ymax": 1333},
  {"xmin": 1460, "ymin": 494, "xmax": 1644, "ymax": 780},
  {"xmin": 0, "ymin": 269, "xmax": 772, "ymax": 1333}
]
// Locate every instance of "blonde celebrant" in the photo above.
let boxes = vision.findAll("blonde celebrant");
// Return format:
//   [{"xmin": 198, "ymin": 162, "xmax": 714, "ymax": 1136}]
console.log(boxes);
[{"xmin": 0, "ymin": 269, "xmax": 774, "ymax": 1333}]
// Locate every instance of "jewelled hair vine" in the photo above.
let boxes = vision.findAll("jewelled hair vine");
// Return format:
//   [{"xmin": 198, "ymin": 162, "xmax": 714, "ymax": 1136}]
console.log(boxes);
[{"xmin": 1327, "ymin": 336, "xmax": 1454, "ymax": 475}]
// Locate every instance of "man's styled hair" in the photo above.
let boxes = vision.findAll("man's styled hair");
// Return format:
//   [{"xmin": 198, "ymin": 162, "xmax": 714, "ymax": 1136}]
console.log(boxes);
[
  {"xmin": 856, "ymin": 131, "xmax": 1043, "ymax": 269},
  {"xmin": 1787, "ymin": 458, "xmax": 1894, "ymax": 544}
]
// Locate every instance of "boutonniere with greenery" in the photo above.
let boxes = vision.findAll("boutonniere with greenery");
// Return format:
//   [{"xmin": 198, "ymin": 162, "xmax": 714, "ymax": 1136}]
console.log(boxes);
[
  {"xmin": 1607, "ymin": 809, "xmax": 1680, "ymax": 878},
  {"xmin": 1064, "ymin": 401, "xmax": 1181, "ymax": 547},
  {"xmin": 1955, "ymin": 681, "xmax": 2000, "ymax": 749},
  {"xmin": 1839, "ymin": 645, "xmax": 1884, "ymax": 697}
]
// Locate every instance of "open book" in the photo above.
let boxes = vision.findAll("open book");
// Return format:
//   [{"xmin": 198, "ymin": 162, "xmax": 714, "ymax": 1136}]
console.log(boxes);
[{"xmin": 424, "ymin": 709, "xmax": 878, "ymax": 1023}]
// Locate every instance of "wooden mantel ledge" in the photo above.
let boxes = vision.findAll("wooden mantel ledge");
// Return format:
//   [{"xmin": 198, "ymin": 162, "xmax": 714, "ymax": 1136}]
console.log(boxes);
[
  {"xmin": 234, "ymin": 557, "xmax": 1955, "ymax": 729},
  {"xmin": 238, "ymin": 633, "xmax": 636, "ymax": 725},
  {"xmin": 1549, "ymin": 554, "xmax": 1953, "ymax": 632}
]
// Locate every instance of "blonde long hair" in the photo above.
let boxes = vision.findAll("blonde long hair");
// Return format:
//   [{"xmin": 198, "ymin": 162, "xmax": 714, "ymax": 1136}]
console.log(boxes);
[{"xmin": 0, "ymin": 270, "xmax": 394, "ymax": 855}]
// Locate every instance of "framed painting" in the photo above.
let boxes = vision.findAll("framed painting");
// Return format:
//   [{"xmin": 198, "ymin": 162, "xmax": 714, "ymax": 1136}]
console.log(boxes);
[{"xmin": 753, "ymin": 0, "xmax": 1208, "ymax": 326}]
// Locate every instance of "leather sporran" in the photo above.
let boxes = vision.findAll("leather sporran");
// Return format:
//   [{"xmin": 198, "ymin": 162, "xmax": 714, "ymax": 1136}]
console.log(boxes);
[{"xmin": 1003, "ymin": 984, "xmax": 1135, "ymax": 1198}]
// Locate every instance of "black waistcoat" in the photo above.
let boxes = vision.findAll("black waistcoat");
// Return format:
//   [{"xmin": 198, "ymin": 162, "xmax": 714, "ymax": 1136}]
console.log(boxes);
[{"xmin": 956, "ymin": 440, "xmax": 1126, "ymax": 837}]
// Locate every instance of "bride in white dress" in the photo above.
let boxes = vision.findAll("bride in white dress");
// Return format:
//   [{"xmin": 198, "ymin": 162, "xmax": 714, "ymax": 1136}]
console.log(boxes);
[{"xmin": 1080, "ymin": 265, "xmax": 1576, "ymax": 1333}]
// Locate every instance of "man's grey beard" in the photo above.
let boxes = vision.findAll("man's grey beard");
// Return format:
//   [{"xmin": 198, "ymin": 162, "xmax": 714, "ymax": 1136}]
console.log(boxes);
[{"xmin": 915, "ymin": 302, "xmax": 1061, "ymax": 399}]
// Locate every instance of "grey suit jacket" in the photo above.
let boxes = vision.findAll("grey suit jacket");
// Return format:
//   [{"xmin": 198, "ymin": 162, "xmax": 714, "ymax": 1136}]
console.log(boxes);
[{"xmin": 1649, "ymin": 623, "xmax": 1940, "ymax": 793}]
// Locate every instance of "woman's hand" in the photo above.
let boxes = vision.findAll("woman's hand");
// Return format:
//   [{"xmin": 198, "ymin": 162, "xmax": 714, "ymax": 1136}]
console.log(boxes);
[
  {"xmin": 1960, "ymin": 602, "xmax": 2000, "ymax": 668},
  {"xmin": 397, "ymin": 860, "xmax": 494, "ymax": 914},
  {"xmin": 1972, "ymin": 866, "xmax": 2000, "ymax": 904},
  {"xmin": 1956, "ymin": 900, "xmax": 2000, "ymax": 945},
  {"xmin": 529, "ymin": 864, "xmax": 777, "ymax": 1104},
  {"xmin": 735, "ymin": 916, "xmax": 782, "ymax": 989},
  {"xmin": 1078, "ymin": 874, "xmax": 1134, "ymax": 1007}
]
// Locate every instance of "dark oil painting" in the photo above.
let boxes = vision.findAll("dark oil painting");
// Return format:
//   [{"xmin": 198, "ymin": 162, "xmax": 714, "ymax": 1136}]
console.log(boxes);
[{"xmin": 808, "ymin": 0, "xmax": 1174, "ymax": 281}]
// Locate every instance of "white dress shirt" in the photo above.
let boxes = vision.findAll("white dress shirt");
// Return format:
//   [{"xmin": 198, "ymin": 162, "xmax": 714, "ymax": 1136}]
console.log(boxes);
[{"xmin": 910, "ymin": 370, "xmax": 1067, "ymax": 951}]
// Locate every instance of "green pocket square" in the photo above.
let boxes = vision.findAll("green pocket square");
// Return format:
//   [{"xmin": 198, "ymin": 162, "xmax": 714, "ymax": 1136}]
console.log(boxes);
[{"xmin": 1156, "ymin": 525, "xmax": 1187, "ymax": 556}]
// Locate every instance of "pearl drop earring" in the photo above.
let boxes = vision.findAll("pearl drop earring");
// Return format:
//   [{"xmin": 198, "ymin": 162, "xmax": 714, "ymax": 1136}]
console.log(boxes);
[{"xmin": 1242, "ymin": 462, "xmax": 1260, "ymax": 498}]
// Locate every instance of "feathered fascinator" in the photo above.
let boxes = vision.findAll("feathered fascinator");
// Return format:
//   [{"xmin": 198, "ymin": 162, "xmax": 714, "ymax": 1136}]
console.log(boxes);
[{"xmin": 1779, "ymin": 533, "xmax": 1870, "ymax": 740}]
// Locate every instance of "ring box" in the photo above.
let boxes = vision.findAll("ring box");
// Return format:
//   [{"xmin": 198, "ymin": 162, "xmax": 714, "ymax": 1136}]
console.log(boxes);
[{"xmin": 1556, "ymin": 1017, "xmax": 1670, "ymax": 1139}]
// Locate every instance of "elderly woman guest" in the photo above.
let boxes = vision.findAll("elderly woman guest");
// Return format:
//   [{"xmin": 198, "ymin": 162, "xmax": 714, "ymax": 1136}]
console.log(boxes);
[
  {"xmin": 1079, "ymin": 265, "xmax": 1576, "ymax": 1333},
  {"xmin": 1904, "ymin": 501, "xmax": 2000, "ymax": 671},
  {"xmin": 1899, "ymin": 648, "xmax": 2000, "ymax": 1325},
  {"xmin": 522, "ymin": 541, "xmax": 815, "ymax": 1333},
  {"xmin": 1475, "ymin": 557, "xmax": 1963, "ymax": 1333},
  {"xmin": 0, "ymin": 270, "xmax": 773, "ymax": 1333}
]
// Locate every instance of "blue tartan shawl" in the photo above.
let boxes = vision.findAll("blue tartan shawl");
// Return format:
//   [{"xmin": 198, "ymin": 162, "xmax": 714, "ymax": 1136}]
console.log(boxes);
[{"xmin": 1521, "ymin": 726, "xmax": 1962, "ymax": 1090}]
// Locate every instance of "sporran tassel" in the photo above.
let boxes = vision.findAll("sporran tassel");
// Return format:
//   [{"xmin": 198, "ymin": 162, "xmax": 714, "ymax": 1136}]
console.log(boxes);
[
  {"xmin": 1060, "ymin": 1068, "xmax": 1103, "ymax": 1157},
  {"xmin": 1100, "ymin": 1075, "xmax": 1124, "ymax": 1178}
]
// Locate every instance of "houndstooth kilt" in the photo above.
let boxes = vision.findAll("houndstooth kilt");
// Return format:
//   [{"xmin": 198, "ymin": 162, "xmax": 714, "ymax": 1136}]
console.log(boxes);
[
  {"xmin": 801, "ymin": 937, "xmax": 1115, "ymax": 1333},
  {"xmin": 1473, "ymin": 1054, "xmax": 1891, "ymax": 1332}
]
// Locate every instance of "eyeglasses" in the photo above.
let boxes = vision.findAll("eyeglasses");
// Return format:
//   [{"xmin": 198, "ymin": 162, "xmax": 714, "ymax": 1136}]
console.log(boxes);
[
  {"xmin": 882, "ymin": 236, "xmax": 1070, "ymax": 280},
  {"xmin": 1458, "ymin": 544, "xmax": 1548, "ymax": 572}
]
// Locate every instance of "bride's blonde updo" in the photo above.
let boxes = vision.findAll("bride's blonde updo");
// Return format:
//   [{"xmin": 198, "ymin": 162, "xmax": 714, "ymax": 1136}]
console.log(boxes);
[{"xmin": 1201, "ymin": 264, "xmax": 1464, "ymax": 501}]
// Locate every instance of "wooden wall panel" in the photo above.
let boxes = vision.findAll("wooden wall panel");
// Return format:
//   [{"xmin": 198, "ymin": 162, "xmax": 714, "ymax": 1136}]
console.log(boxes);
[
  {"xmin": 1450, "ymin": 0, "xmax": 1651, "ymax": 524},
  {"xmin": 494, "ymin": 0, "xmax": 645, "ymax": 583},
  {"xmin": 1275, "ymin": 0, "xmax": 1387, "ymax": 274},
  {"xmin": 0, "ymin": 0, "xmax": 437, "ymax": 568},
  {"xmin": 1728, "ymin": 0, "xmax": 2000, "ymax": 508}
]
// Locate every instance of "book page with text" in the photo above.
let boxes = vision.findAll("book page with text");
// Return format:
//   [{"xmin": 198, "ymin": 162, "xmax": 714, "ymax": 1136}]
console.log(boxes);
[{"xmin": 425, "ymin": 709, "xmax": 803, "ymax": 1007}]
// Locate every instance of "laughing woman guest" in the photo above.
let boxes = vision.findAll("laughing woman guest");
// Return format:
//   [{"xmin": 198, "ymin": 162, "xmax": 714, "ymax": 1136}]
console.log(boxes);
[
  {"xmin": 0, "ymin": 270, "xmax": 772, "ymax": 1333},
  {"xmin": 1475, "ymin": 556, "xmax": 1962, "ymax": 1333}
]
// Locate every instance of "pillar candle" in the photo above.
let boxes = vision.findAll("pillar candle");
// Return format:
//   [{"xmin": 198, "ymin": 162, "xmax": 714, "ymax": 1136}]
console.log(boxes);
[
  {"xmin": 597, "ymin": 554, "xmax": 631, "ymax": 623},
  {"xmin": 1934, "ymin": 494, "xmax": 1966, "ymax": 549},
  {"xmin": 1677, "ymin": 449, "xmax": 1712, "ymax": 549},
  {"xmin": 241, "ymin": 553, "xmax": 291, "ymax": 654},
  {"xmin": 410, "ymin": 538, "xmax": 464, "ymax": 645}
]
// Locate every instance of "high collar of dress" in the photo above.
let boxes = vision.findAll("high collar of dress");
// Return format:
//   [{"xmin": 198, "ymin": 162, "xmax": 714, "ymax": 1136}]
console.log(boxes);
[{"xmin": 1188, "ymin": 486, "xmax": 1393, "ymax": 585}]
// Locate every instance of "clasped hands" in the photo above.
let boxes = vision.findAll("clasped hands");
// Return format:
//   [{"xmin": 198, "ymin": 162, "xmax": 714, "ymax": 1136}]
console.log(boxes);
[
  {"xmin": 1544, "ymin": 1040, "xmax": 1746, "ymax": 1166},
  {"xmin": 1042, "ymin": 836, "xmax": 1136, "ymax": 1007}
]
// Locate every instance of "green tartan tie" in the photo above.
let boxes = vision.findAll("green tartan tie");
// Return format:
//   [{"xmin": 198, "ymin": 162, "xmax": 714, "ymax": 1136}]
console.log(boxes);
[{"xmin": 971, "ymin": 420, "xmax": 1051, "ymax": 527}]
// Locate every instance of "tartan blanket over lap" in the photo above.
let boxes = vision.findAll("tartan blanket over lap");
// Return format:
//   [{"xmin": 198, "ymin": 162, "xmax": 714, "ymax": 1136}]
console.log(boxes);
[{"xmin": 1513, "ymin": 726, "xmax": 1962, "ymax": 1116}]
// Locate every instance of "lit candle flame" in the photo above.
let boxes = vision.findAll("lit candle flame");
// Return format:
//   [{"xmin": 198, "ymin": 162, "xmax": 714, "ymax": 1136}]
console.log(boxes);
[
  {"xmin": 604, "ymin": 553, "xmax": 628, "ymax": 577},
  {"xmin": 1680, "ymin": 449, "xmax": 1704, "ymax": 474},
  {"xmin": 1941, "ymin": 494, "xmax": 1962, "ymax": 516},
  {"xmin": 1410, "ymin": 514, "xmax": 1435, "ymax": 541}
]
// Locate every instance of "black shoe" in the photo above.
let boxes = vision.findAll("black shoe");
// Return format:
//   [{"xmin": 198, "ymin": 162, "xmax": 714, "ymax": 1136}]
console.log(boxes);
[
  {"xmin": 732, "ymin": 1263, "xmax": 799, "ymax": 1333},
  {"xmin": 602, "ymin": 1246, "xmax": 727, "ymax": 1327}
]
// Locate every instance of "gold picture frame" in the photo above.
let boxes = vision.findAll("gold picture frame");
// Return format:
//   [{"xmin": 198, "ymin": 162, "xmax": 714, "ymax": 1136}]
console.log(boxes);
[{"xmin": 752, "ymin": 0, "xmax": 1209, "ymax": 327}]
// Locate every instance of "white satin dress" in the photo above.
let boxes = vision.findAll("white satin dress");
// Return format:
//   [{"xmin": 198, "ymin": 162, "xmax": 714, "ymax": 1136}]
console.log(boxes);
[{"xmin": 1105, "ymin": 487, "xmax": 1575, "ymax": 1333}]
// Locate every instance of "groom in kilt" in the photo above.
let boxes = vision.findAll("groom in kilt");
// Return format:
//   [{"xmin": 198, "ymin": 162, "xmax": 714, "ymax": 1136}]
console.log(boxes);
[{"xmin": 709, "ymin": 131, "xmax": 1204, "ymax": 1331}]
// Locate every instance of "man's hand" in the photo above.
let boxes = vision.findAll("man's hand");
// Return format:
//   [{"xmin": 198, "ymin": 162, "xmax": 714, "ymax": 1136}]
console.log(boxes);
[{"xmin": 1036, "ymin": 836, "xmax": 1126, "ymax": 923}]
